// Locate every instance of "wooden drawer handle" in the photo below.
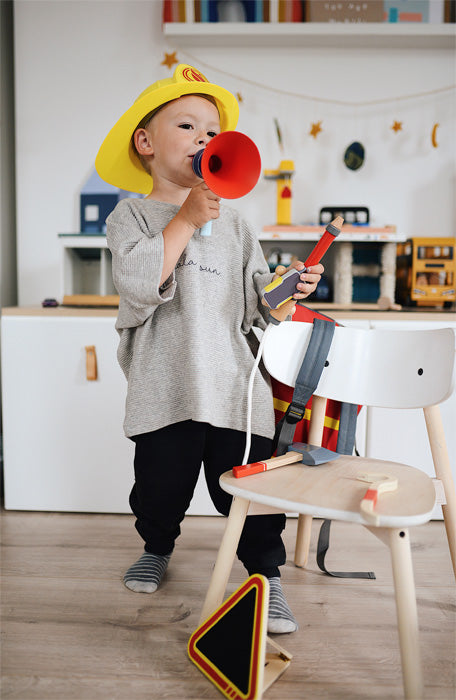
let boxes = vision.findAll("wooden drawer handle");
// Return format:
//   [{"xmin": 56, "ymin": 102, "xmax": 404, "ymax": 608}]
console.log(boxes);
[{"xmin": 85, "ymin": 345, "xmax": 98, "ymax": 381}]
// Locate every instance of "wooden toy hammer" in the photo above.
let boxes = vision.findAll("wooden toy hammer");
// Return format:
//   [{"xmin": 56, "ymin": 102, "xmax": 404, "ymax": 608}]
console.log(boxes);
[{"xmin": 233, "ymin": 442, "xmax": 341, "ymax": 478}]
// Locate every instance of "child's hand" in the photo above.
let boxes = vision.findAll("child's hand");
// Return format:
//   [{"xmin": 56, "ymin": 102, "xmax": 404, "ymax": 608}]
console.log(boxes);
[
  {"xmin": 274, "ymin": 261, "xmax": 324, "ymax": 300},
  {"xmin": 177, "ymin": 182, "xmax": 220, "ymax": 231}
]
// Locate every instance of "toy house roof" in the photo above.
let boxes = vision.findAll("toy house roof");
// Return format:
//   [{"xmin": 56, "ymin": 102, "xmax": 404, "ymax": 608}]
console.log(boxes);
[{"xmin": 81, "ymin": 169, "xmax": 120, "ymax": 195}]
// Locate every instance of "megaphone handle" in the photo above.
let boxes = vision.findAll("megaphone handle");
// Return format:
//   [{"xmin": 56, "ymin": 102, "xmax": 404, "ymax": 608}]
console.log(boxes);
[
  {"xmin": 200, "ymin": 221, "xmax": 212, "ymax": 237},
  {"xmin": 192, "ymin": 150, "xmax": 212, "ymax": 236}
]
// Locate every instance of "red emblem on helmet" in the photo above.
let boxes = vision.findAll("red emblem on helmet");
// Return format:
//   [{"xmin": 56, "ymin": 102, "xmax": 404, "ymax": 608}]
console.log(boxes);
[{"xmin": 182, "ymin": 67, "xmax": 207, "ymax": 83}]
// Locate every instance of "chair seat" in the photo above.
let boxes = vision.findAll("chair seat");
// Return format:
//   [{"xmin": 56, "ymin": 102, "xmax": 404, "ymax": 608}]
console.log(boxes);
[{"xmin": 220, "ymin": 456, "xmax": 436, "ymax": 528}]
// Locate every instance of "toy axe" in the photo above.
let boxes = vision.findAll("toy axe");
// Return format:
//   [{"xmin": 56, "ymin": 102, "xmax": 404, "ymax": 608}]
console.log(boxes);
[
  {"xmin": 357, "ymin": 473, "xmax": 398, "ymax": 525},
  {"xmin": 233, "ymin": 442, "xmax": 341, "ymax": 478}
]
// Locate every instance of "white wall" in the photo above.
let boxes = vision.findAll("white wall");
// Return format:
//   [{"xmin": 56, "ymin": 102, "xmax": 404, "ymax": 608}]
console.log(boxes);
[
  {"xmin": 14, "ymin": 0, "xmax": 456, "ymax": 305},
  {"xmin": 1, "ymin": 0, "xmax": 17, "ymax": 310}
]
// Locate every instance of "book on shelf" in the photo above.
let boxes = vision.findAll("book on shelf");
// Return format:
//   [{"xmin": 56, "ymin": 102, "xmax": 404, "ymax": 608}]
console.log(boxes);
[
  {"xmin": 163, "ymin": 1, "xmax": 284, "ymax": 23},
  {"xmin": 163, "ymin": 0, "xmax": 187, "ymax": 23},
  {"xmin": 197, "ymin": 1, "xmax": 267, "ymax": 23},
  {"xmin": 163, "ymin": 0, "xmax": 452, "ymax": 23}
]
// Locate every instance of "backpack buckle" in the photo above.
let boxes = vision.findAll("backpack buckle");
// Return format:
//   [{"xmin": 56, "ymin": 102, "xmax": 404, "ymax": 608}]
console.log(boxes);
[{"xmin": 285, "ymin": 403, "xmax": 306, "ymax": 424}]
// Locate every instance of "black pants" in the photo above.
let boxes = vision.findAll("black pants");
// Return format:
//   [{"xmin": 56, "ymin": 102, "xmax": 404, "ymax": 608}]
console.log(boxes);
[{"xmin": 130, "ymin": 420, "xmax": 286, "ymax": 578}]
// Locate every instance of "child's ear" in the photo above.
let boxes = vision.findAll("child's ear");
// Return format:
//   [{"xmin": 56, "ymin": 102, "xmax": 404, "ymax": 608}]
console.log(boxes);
[{"xmin": 134, "ymin": 128, "xmax": 154, "ymax": 156}]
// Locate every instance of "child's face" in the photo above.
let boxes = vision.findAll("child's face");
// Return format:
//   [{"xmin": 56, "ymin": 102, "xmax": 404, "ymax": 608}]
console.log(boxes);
[{"xmin": 145, "ymin": 95, "xmax": 221, "ymax": 191}]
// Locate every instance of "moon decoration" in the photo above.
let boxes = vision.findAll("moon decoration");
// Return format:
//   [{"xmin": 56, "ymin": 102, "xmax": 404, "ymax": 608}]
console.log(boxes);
[
  {"xmin": 431, "ymin": 123, "xmax": 439, "ymax": 148},
  {"xmin": 344, "ymin": 141, "xmax": 365, "ymax": 171}
]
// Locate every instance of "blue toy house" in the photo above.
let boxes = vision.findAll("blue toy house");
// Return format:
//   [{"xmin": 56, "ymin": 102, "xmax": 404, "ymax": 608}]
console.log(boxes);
[
  {"xmin": 80, "ymin": 170, "xmax": 120, "ymax": 233},
  {"xmin": 80, "ymin": 170, "xmax": 142, "ymax": 233}
]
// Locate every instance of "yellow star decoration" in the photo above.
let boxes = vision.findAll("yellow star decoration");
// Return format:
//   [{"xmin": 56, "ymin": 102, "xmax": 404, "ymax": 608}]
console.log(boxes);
[
  {"xmin": 161, "ymin": 51, "xmax": 178, "ymax": 69},
  {"xmin": 309, "ymin": 121, "xmax": 323, "ymax": 139},
  {"xmin": 236, "ymin": 92, "xmax": 243, "ymax": 104},
  {"xmin": 391, "ymin": 120, "xmax": 403, "ymax": 133}
]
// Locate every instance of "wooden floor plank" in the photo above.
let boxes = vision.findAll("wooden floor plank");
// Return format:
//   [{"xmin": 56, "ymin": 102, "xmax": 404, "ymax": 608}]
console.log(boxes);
[{"xmin": 1, "ymin": 511, "xmax": 455, "ymax": 699}]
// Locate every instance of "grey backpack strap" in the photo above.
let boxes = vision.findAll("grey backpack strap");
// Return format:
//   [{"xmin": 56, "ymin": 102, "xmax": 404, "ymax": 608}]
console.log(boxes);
[
  {"xmin": 276, "ymin": 318, "xmax": 335, "ymax": 457},
  {"xmin": 317, "ymin": 519, "xmax": 376, "ymax": 579},
  {"xmin": 272, "ymin": 315, "xmax": 373, "ymax": 579},
  {"xmin": 317, "ymin": 403, "xmax": 374, "ymax": 579},
  {"xmin": 336, "ymin": 402, "xmax": 359, "ymax": 456}
]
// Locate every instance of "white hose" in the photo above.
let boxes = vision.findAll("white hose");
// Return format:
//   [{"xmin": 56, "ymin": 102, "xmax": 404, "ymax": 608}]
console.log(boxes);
[{"xmin": 242, "ymin": 323, "xmax": 273, "ymax": 465}]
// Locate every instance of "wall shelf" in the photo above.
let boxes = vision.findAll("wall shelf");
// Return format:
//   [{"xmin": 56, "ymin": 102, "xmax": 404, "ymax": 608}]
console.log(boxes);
[
  {"xmin": 258, "ymin": 226, "xmax": 404, "ymax": 306},
  {"xmin": 259, "ymin": 225, "xmax": 405, "ymax": 242},
  {"xmin": 58, "ymin": 234, "xmax": 117, "ymax": 300},
  {"xmin": 163, "ymin": 22, "xmax": 456, "ymax": 49}
]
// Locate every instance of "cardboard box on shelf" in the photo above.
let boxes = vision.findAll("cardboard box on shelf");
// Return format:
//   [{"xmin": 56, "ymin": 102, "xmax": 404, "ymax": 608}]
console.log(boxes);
[{"xmin": 306, "ymin": 1, "xmax": 384, "ymax": 23}]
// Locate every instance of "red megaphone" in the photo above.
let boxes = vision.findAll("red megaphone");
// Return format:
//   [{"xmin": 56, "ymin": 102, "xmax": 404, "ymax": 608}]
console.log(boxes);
[
  {"xmin": 192, "ymin": 131, "xmax": 261, "ymax": 235},
  {"xmin": 192, "ymin": 131, "xmax": 261, "ymax": 198}
]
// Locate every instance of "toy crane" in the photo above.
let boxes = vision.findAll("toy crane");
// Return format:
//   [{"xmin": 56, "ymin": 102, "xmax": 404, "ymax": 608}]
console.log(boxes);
[{"xmin": 264, "ymin": 160, "xmax": 295, "ymax": 226}]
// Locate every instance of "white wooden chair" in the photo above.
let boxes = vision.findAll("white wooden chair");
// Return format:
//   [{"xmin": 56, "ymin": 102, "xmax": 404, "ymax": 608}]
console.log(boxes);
[{"xmin": 200, "ymin": 320, "xmax": 455, "ymax": 700}]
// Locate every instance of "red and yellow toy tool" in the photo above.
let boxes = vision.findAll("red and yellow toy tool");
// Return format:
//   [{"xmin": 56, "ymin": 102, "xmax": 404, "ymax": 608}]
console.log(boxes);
[
  {"xmin": 357, "ymin": 473, "xmax": 398, "ymax": 525},
  {"xmin": 233, "ymin": 442, "xmax": 340, "ymax": 478},
  {"xmin": 262, "ymin": 215, "xmax": 344, "ymax": 310}
]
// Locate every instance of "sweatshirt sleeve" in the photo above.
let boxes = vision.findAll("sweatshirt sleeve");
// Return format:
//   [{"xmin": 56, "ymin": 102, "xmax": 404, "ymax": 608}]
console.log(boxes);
[
  {"xmin": 241, "ymin": 217, "xmax": 274, "ymax": 332},
  {"xmin": 106, "ymin": 199, "xmax": 176, "ymax": 329}
]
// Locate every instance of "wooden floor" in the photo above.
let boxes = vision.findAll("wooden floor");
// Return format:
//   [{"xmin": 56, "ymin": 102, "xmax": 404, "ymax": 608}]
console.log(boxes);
[{"xmin": 1, "ymin": 510, "xmax": 455, "ymax": 700}]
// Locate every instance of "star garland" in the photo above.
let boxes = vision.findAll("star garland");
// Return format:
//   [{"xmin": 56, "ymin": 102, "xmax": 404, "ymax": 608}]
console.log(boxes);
[
  {"xmin": 161, "ymin": 51, "xmax": 179, "ymax": 68},
  {"xmin": 178, "ymin": 48, "xmax": 455, "ymax": 107},
  {"xmin": 309, "ymin": 121, "xmax": 323, "ymax": 139},
  {"xmin": 160, "ymin": 52, "xmax": 448, "ymax": 148}
]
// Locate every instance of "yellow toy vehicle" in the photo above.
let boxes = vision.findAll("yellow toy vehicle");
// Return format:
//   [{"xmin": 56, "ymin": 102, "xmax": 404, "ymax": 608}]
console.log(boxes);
[{"xmin": 396, "ymin": 237, "xmax": 455, "ymax": 308}]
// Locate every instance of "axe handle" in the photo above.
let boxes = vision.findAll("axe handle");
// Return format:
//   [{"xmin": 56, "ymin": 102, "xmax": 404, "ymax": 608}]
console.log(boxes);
[
  {"xmin": 358, "ymin": 474, "xmax": 398, "ymax": 525},
  {"xmin": 304, "ymin": 214, "xmax": 343, "ymax": 267},
  {"xmin": 233, "ymin": 451, "xmax": 302, "ymax": 478},
  {"xmin": 269, "ymin": 298, "xmax": 297, "ymax": 324}
]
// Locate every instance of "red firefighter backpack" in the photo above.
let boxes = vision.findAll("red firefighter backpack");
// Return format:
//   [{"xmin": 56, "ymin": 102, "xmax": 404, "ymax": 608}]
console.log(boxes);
[{"xmin": 270, "ymin": 304, "xmax": 373, "ymax": 580}]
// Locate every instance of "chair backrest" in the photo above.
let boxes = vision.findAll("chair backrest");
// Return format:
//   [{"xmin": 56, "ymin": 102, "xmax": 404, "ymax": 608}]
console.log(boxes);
[{"xmin": 262, "ymin": 322, "xmax": 455, "ymax": 409}]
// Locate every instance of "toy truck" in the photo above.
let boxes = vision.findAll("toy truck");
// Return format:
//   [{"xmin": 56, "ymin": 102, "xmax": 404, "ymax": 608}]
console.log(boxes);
[{"xmin": 396, "ymin": 237, "xmax": 455, "ymax": 308}]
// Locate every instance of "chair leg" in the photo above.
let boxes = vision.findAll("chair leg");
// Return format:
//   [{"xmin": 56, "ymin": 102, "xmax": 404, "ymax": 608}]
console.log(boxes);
[
  {"xmin": 294, "ymin": 514, "xmax": 312, "ymax": 567},
  {"xmin": 199, "ymin": 496, "xmax": 250, "ymax": 625},
  {"xmin": 388, "ymin": 527, "xmax": 424, "ymax": 700},
  {"xmin": 423, "ymin": 404, "xmax": 456, "ymax": 579}
]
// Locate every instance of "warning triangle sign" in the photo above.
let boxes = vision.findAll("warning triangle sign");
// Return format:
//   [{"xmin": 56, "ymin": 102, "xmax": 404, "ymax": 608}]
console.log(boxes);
[{"xmin": 188, "ymin": 574, "xmax": 268, "ymax": 699}]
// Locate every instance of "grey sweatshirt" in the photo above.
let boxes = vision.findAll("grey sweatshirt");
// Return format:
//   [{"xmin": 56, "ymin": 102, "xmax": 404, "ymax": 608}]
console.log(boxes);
[{"xmin": 106, "ymin": 198, "xmax": 276, "ymax": 439}]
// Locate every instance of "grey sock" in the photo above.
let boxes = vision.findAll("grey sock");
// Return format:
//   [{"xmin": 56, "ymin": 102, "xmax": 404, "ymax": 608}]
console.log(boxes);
[
  {"xmin": 267, "ymin": 577, "xmax": 298, "ymax": 634},
  {"xmin": 123, "ymin": 552, "xmax": 171, "ymax": 593}
]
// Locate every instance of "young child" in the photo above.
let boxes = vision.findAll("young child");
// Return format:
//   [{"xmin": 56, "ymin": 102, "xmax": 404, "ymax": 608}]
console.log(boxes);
[{"xmin": 96, "ymin": 64, "xmax": 323, "ymax": 634}]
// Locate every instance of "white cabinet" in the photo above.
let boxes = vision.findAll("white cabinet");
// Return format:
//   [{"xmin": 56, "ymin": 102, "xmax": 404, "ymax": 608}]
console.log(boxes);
[
  {"xmin": 0, "ymin": 310, "xmax": 218, "ymax": 514},
  {"xmin": 1, "ymin": 312, "xmax": 133, "ymax": 512},
  {"xmin": 2, "ymin": 309, "xmax": 454, "ymax": 517}
]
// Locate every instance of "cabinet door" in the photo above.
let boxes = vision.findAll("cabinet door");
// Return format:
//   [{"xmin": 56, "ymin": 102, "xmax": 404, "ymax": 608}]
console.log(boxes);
[
  {"xmin": 366, "ymin": 320, "xmax": 456, "ymax": 519},
  {"xmin": 1, "ymin": 316, "xmax": 134, "ymax": 512}
]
